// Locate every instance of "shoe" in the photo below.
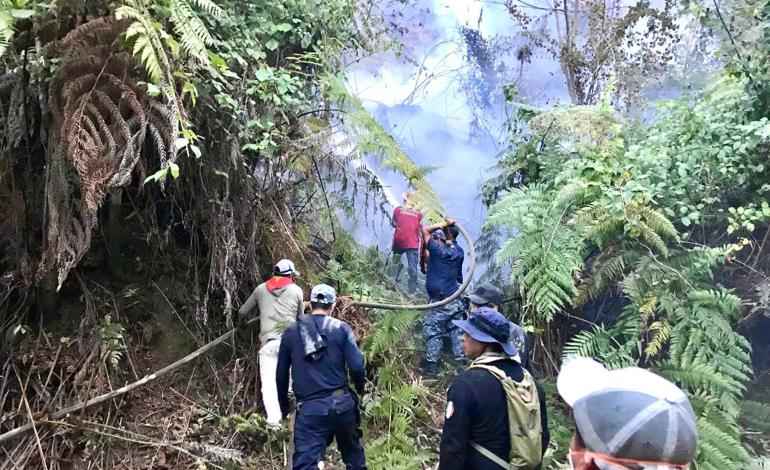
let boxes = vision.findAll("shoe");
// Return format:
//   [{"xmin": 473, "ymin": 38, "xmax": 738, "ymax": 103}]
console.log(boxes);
[
  {"xmin": 266, "ymin": 421, "xmax": 282, "ymax": 431},
  {"xmin": 421, "ymin": 361, "xmax": 439, "ymax": 378}
]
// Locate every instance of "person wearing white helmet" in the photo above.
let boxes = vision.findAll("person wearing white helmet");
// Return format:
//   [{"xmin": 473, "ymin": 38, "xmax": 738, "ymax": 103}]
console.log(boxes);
[
  {"xmin": 232, "ymin": 259, "xmax": 304, "ymax": 428},
  {"xmin": 557, "ymin": 357, "xmax": 698, "ymax": 470}
]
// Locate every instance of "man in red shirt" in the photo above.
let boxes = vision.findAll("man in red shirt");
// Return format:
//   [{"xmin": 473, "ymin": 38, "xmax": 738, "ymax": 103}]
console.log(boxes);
[{"xmin": 390, "ymin": 192, "xmax": 423, "ymax": 294}]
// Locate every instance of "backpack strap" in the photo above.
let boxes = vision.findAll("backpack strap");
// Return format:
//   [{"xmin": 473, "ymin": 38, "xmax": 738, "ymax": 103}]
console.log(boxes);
[
  {"xmin": 468, "ymin": 363, "xmax": 507, "ymax": 380},
  {"xmin": 469, "ymin": 441, "xmax": 510, "ymax": 469},
  {"xmin": 467, "ymin": 363, "xmax": 512, "ymax": 469}
]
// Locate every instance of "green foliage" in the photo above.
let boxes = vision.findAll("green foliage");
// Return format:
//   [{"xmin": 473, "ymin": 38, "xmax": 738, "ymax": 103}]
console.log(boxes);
[
  {"xmin": 98, "ymin": 314, "xmax": 125, "ymax": 369},
  {"xmin": 364, "ymin": 310, "xmax": 417, "ymax": 361},
  {"xmin": 0, "ymin": 0, "xmax": 38, "ymax": 56},
  {"xmin": 741, "ymin": 400, "xmax": 770, "ymax": 433},
  {"xmin": 487, "ymin": 81, "xmax": 755, "ymax": 467},
  {"xmin": 219, "ymin": 412, "xmax": 290, "ymax": 441},
  {"xmin": 321, "ymin": 73, "xmax": 446, "ymax": 223},
  {"xmin": 486, "ymin": 184, "xmax": 584, "ymax": 321}
]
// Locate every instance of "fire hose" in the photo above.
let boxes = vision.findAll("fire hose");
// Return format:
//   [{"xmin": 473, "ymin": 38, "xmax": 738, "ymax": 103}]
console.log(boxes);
[
  {"xmin": 352, "ymin": 222, "xmax": 476, "ymax": 310},
  {"xmin": 0, "ymin": 223, "xmax": 475, "ymax": 444}
]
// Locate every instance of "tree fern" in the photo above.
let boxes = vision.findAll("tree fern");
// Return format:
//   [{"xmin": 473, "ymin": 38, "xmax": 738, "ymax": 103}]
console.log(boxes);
[
  {"xmin": 487, "ymin": 184, "xmax": 584, "ymax": 320},
  {"xmin": 0, "ymin": 3, "xmax": 13, "ymax": 57},
  {"xmin": 170, "ymin": 0, "xmax": 217, "ymax": 63},
  {"xmin": 320, "ymin": 73, "xmax": 446, "ymax": 222},
  {"xmin": 364, "ymin": 309, "xmax": 417, "ymax": 361}
]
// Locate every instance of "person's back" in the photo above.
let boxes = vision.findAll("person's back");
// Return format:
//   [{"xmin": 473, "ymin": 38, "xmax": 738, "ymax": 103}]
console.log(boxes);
[
  {"xmin": 392, "ymin": 204, "xmax": 422, "ymax": 250},
  {"xmin": 276, "ymin": 284, "xmax": 367, "ymax": 470},
  {"xmin": 278, "ymin": 314, "xmax": 363, "ymax": 403},
  {"xmin": 440, "ymin": 356, "xmax": 549, "ymax": 469},
  {"xmin": 425, "ymin": 234, "xmax": 464, "ymax": 300},
  {"xmin": 439, "ymin": 308, "xmax": 549, "ymax": 470},
  {"xmin": 236, "ymin": 259, "xmax": 304, "ymax": 428},
  {"xmin": 253, "ymin": 281, "xmax": 304, "ymax": 344},
  {"xmin": 390, "ymin": 194, "xmax": 423, "ymax": 294}
]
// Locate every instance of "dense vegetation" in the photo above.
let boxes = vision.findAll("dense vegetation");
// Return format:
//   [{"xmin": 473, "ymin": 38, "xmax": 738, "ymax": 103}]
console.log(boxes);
[{"xmin": 1, "ymin": 0, "xmax": 770, "ymax": 468}]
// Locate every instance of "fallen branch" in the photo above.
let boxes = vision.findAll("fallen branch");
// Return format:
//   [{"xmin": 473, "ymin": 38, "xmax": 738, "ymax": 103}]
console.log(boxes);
[{"xmin": 0, "ymin": 317, "xmax": 258, "ymax": 445}]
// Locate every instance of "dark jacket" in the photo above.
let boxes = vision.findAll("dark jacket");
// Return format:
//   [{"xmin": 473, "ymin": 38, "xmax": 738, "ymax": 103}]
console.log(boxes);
[
  {"xmin": 439, "ymin": 356, "xmax": 550, "ymax": 470},
  {"xmin": 276, "ymin": 314, "xmax": 365, "ymax": 416}
]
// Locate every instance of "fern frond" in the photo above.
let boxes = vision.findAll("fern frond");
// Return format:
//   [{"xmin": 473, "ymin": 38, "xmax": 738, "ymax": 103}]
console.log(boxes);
[
  {"xmin": 171, "ymin": 0, "xmax": 214, "ymax": 62},
  {"xmin": 188, "ymin": 0, "xmax": 223, "ymax": 16}
]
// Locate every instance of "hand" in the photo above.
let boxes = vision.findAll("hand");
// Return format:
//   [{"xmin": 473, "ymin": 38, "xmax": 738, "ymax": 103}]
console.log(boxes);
[{"xmin": 444, "ymin": 217, "xmax": 457, "ymax": 226}]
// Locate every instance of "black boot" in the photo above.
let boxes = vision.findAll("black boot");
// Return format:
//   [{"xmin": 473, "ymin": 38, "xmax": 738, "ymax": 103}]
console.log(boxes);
[{"xmin": 421, "ymin": 360, "xmax": 439, "ymax": 378}]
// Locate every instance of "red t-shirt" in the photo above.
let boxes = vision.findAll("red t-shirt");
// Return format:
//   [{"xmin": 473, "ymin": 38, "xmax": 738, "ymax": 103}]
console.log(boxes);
[{"xmin": 392, "ymin": 206, "xmax": 423, "ymax": 249}]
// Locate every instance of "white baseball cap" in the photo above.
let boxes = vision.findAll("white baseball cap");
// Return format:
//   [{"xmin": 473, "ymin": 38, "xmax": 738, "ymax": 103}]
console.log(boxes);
[
  {"xmin": 274, "ymin": 259, "xmax": 299, "ymax": 276},
  {"xmin": 558, "ymin": 356, "xmax": 697, "ymax": 465}
]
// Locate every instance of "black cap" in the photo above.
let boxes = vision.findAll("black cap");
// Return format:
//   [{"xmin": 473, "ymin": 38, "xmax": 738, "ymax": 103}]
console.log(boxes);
[{"xmin": 468, "ymin": 284, "xmax": 505, "ymax": 307}]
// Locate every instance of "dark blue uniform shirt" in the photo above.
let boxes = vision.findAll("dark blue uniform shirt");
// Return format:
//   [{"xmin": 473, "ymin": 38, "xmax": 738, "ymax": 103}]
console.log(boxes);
[
  {"xmin": 439, "ymin": 358, "xmax": 550, "ymax": 470},
  {"xmin": 425, "ymin": 238, "xmax": 464, "ymax": 299},
  {"xmin": 276, "ymin": 314, "xmax": 365, "ymax": 415}
]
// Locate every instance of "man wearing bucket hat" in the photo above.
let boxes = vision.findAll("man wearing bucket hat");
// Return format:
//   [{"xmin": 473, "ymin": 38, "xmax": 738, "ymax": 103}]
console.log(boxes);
[
  {"xmin": 420, "ymin": 217, "xmax": 466, "ymax": 377},
  {"xmin": 232, "ymin": 259, "xmax": 304, "ymax": 428},
  {"xmin": 557, "ymin": 357, "xmax": 698, "ymax": 470},
  {"xmin": 276, "ymin": 284, "xmax": 367, "ymax": 469},
  {"xmin": 439, "ymin": 307, "xmax": 549, "ymax": 470}
]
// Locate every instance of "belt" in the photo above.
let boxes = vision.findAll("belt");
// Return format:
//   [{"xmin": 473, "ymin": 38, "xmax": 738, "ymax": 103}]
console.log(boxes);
[{"xmin": 298, "ymin": 388, "xmax": 348, "ymax": 405}]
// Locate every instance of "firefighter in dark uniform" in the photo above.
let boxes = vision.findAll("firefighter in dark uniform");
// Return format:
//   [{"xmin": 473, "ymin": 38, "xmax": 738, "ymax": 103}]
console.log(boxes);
[
  {"xmin": 276, "ymin": 284, "xmax": 367, "ymax": 470},
  {"xmin": 439, "ymin": 307, "xmax": 550, "ymax": 470}
]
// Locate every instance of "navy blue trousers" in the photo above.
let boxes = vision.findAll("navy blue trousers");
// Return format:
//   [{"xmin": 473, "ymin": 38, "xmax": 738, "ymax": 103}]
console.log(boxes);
[{"xmin": 293, "ymin": 392, "xmax": 366, "ymax": 470}]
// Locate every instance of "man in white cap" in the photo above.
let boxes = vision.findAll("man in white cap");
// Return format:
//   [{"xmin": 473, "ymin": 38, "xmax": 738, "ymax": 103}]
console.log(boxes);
[
  {"xmin": 233, "ymin": 259, "xmax": 304, "ymax": 428},
  {"xmin": 276, "ymin": 284, "xmax": 367, "ymax": 469},
  {"xmin": 557, "ymin": 357, "xmax": 698, "ymax": 470}
]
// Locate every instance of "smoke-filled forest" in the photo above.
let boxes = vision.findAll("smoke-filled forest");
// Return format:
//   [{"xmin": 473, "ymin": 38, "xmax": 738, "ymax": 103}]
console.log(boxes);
[{"xmin": 1, "ymin": 0, "xmax": 770, "ymax": 468}]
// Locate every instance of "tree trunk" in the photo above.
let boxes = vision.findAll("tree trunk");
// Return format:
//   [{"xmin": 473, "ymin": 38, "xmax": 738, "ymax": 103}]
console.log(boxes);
[{"xmin": 106, "ymin": 188, "xmax": 125, "ymax": 279}]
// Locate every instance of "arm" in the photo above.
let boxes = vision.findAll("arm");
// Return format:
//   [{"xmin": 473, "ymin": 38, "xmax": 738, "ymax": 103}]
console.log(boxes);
[
  {"xmin": 342, "ymin": 325, "xmax": 366, "ymax": 395},
  {"xmin": 536, "ymin": 381, "xmax": 550, "ymax": 456},
  {"xmin": 237, "ymin": 287, "xmax": 260, "ymax": 324},
  {"xmin": 421, "ymin": 222, "xmax": 442, "ymax": 243},
  {"xmin": 391, "ymin": 207, "xmax": 399, "ymax": 228},
  {"xmin": 276, "ymin": 333, "xmax": 292, "ymax": 417},
  {"xmin": 439, "ymin": 379, "xmax": 474, "ymax": 470},
  {"xmin": 295, "ymin": 287, "xmax": 304, "ymax": 317}
]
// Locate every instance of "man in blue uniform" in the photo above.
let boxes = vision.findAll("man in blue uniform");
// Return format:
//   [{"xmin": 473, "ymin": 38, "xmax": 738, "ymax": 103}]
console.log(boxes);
[
  {"xmin": 420, "ymin": 217, "xmax": 465, "ymax": 377},
  {"xmin": 439, "ymin": 308, "xmax": 549, "ymax": 469},
  {"xmin": 276, "ymin": 284, "xmax": 367, "ymax": 470}
]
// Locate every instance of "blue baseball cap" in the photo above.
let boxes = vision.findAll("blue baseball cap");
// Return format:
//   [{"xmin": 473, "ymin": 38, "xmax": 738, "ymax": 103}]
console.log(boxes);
[
  {"xmin": 432, "ymin": 229, "xmax": 447, "ymax": 241},
  {"xmin": 310, "ymin": 284, "xmax": 336, "ymax": 305},
  {"xmin": 452, "ymin": 307, "xmax": 518, "ymax": 356}
]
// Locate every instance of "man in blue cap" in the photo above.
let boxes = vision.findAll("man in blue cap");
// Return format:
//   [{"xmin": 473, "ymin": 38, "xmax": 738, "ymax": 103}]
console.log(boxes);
[
  {"xmin": 420, "ymin": 217, "xmax": 465, "ymax": 377},
  {"xmin": 439, "ymin": 307, "xmax": 549, "ymax": 470},
  {"xmin": 276, "ymin": 284, "xmax": 367, "ymax": 470}
]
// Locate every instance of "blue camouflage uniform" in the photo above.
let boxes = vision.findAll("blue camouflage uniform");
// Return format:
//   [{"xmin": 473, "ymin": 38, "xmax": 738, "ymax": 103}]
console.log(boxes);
[
  {"xmin": 276, "ymin": 285, "xmax": 367, "ymax": 470},
  {"xmin": 424, "ymin": 235, "xmax": 465, "ymax": 365}
]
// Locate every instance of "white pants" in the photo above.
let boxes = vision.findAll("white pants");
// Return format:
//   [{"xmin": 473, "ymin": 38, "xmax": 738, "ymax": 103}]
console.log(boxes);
[{"xmin": 259, "ymin": 339, "xmax": 282, "ymax": 426}]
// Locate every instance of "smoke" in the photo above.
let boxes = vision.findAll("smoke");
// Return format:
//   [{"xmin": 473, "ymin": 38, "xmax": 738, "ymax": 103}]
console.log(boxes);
[{"xmin": 344, "ymin": 0, "xmax": 563, "ymax": 251}]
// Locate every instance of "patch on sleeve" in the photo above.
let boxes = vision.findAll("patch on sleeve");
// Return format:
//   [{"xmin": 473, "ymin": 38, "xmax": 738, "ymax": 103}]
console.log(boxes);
[{"xmin": 445, "ymin": 401, "xmax": 455, "ymax": 419}]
